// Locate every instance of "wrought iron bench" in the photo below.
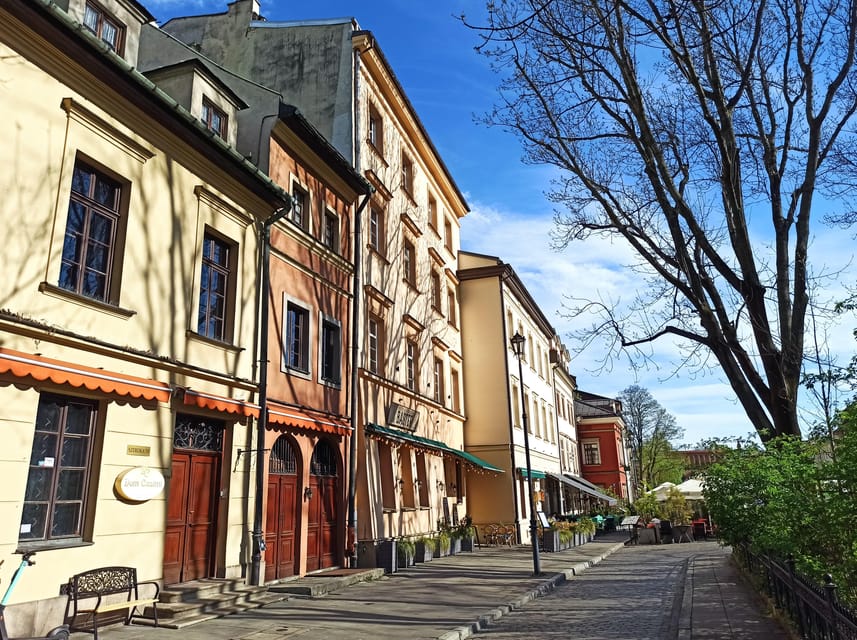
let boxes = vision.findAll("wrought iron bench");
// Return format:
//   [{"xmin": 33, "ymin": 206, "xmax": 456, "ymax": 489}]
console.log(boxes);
[{"xmin": 66, "ymin": 566, "xmax": 159, "ymax": 640}]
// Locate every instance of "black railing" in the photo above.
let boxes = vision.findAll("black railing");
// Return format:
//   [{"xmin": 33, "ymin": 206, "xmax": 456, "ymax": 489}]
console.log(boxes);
[{"xmin": 735, "ymin": 543, "xmax": 857, "ymax": 640}]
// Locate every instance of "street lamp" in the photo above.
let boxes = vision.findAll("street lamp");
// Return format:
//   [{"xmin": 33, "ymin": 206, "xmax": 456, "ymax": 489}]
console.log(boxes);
[{"xmin": 510, "ymin": 331, "xmax": 541, "ymax": 576}]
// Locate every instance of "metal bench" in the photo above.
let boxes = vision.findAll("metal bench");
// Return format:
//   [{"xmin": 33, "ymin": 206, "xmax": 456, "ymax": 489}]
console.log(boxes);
[{"xmin": 66, "ymin": 567, "xmax": 159, "ymax": 640}]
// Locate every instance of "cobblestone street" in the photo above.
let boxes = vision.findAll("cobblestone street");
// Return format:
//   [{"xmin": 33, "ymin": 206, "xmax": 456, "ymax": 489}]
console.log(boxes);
[{"xmin": 474, "ymin": 543, "xmax": 787, "ymax": 640}]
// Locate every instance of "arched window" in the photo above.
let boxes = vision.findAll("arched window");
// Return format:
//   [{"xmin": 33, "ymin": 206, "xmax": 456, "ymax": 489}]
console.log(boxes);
[
  {"xmin": 269, "ymin": 436, "xmax": 296, "ymax": 475},
  {"xmin": 310, "ymin": 440, "xmax": 337, "ymax": 476}
]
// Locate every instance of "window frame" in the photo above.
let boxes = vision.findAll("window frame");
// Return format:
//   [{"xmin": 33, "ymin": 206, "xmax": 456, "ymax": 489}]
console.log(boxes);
[
  {"xmin": 83, "ymin": 1, "xmax": 125, "ymax": 54},
  {"xmin": 403, "ymin": 239, "xmax": 417, "ymax": 287},
  {"xmin": 197, "ymin": 230, "xmax": 237, "ymax": 343},
  {"xmin": 59, "ymin": 158, "xmax": 128, "ymax": 306},
  {"xmin": 320, "ymin": 316, "xmax": 342, "ymax": 386},
  {"xmin": 401, "ymin": 152, "xmax": 414, "ymax": 196},
  {"xmin": 430, "ymin": 271, "xmax": 442, "ymax": 312},
  {"xmin": 284, "ymin": 299, "xmax": 312, "ymax": 375},
  {"xmin": 405, "ymin": 339, "xmax": 418, "ymax": 391},
  {"xmin": 443, "ymin": 217, "xmax": 453, "ymax": 253},
  {"xmin": 201, "ymin": 97, "xmax": 228, "ymax": 138},
  {"xmin": 367, "ymin": 314, "xmax": 383, "ymax": 376},
  {"xmin": 368, "ymin": 104, "xmax": 384, "ymax": 156},
  {"xmin": 447, "ymin": 289, "xmax": 457, "ymax": 327},
  {"xmin": 19, "ymin": 393, "xmax": 98, "ymax": 547},
  {"xmin": 433, "ymin": 357, "xmax": 444, "ymax": 403},
  {"xmin": 450, "ymin": 369, "xmax": 461, "ymax": 413},
  {"xmin": 368, "ymin": 205, "xmax": 385, "ymax": 255},
  {"xmin": 323, "ymin": 209, "xmax": 339, "ymax": 253},
  {"xmin": 290, "ymin": 182, "xmax": 310, "ymax": 231},
  {"xmin": 582, "ymin": 440, "xmax": 601, "ymax": 466}
]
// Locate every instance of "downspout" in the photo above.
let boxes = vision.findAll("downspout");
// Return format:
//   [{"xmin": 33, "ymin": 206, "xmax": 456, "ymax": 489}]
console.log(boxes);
[
  {"xmin": 347, "ymin": 190, "xmax": 372, "ymax": 568},
  {"xmin": 250, "ymin": 202, "xmax": 291, "ymax": 586}
]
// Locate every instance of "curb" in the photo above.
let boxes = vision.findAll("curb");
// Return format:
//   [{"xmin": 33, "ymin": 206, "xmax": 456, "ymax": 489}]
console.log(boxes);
[{"xmin": 436, "ymin": 541, "xmax": 627, "ymax": 640}]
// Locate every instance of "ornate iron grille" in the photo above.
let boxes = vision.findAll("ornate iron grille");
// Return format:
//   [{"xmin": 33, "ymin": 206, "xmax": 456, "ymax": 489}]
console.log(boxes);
[
  {"xmin": 173, "ymin": 414, "xmax": 224, "ymax": 451},
  {"xmin": 310, "ymin": 440, "xmax": 337, "ymax": 476},
  {"xmin": 269, "ymin": 436, "xmax": 297, "ymax": 475}
]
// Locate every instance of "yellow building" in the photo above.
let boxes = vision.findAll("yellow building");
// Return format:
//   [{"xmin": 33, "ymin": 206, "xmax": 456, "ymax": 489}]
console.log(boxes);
[{"xmin": 0, "ymin": 0, "xmax": 292, "ymax": 630}]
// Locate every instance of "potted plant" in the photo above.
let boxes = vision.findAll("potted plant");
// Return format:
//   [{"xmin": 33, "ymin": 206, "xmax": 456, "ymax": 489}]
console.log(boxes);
[
  {"xmin": 434, "ymin": 531, "xmax": 451, "ymax": 557},
  {"xmin": 397, "ymin": 537, "xmax": 415, "ymax": 568},
  {"xmin": 456, "ymin": 514, "xmax": 477, "ymax": 552},
  {"xmin": 576, "ymin": 517, "xmax": 596, "ymax": 543},
  {"xmin": 542, "ymin": 524, "xmax": 561, "ymax": 552},
  {"xmin": 414, "ymin": 535, "xmax": 435, "ymax": 563}
]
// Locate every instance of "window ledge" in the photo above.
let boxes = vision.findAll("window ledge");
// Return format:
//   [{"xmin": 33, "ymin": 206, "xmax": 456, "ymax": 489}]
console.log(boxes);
[
  {"xmin": 367, "ymin": 142, "xmax": 388, "ymax": 167},
  {"xmin": 401, "ymin": 507, "xmax": 417, "ymax": 512},
  {"xmin": 39, "ymin": 282, "xmax": 136, "ymax": 319},
  {"xmin": 382, "ymin": 508, "xmax": 397, "ymax": 514},
  {"xmin": 367, "ymin": 246, "xmax": 390, "ymax": 264},
  {"xmin": 403, "ymin": 279, "xmax": 420, "ymax": 294},
  {"xmin": 17, "ymin": 539, "xmax": 95, "ymax": 553},
  {"xmin": 186, "ymin": 330, "xmax": 244, "ymax": 353},
  {"xmin": 320, "ymin": 379, "xmax": 342, "ymax": 390}
]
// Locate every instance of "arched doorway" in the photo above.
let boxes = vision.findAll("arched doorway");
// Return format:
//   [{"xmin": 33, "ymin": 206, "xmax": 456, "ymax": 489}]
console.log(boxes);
[
  {"xmin": 306, "ymin": 439, "xmax": 339, "ymax": 571},
  {"xmin": 264, "ymin": 435, "xmax": 299, "ymax": 581}
]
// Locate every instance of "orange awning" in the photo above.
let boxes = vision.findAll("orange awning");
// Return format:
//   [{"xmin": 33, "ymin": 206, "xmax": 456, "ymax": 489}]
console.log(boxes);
[
  {"xmin": 0, "ymin": 347, "xmax": 171, "ymax": 403},
  {"xmin": 183, "ymin": 389, "xmax": 260, "ymax": 418},
  {"xmin": 266, "ymin": 403, "xmax": 351, "ymax": 436}
]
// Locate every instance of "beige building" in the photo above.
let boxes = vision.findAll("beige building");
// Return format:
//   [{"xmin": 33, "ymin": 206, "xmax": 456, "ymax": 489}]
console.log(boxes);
[
  {"xmin": 0, "ymin": 0, "xmax": 293, "ymax": 630},
  {"xmin": 157, "ymin": 0, "xmax": 501, "ymax": 569}
]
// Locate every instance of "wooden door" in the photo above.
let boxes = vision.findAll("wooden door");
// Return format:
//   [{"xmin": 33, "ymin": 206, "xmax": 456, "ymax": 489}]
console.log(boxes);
[
  {"xmin": 264, "ymin": 437, "xmax": 298, "ymax": 582},
  {"xmin": 163, "ymin": 414, "xmax": 223, "ymax": 586},
  {"xmin": 306, "ymin": 441, "xmax": 339, "ymax": 572},
  {"xmin": 164, "ymin": 451, "xmax": 218, "ymax": 584}
]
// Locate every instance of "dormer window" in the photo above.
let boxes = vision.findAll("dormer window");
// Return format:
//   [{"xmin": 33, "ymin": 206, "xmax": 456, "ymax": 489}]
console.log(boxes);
[
  {"xmin": 202, "ymin": 98, "xmax": 228, "ymax": 138},
  {"xmin": 83, "ymin": 2, "xmax": 125, "ymax": 54}
]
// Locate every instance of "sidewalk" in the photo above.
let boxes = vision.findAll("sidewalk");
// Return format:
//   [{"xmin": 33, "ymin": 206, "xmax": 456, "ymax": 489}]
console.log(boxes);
[{"xmin": 77, "ymin": 535, "xmax": 790, "ymax": 640}]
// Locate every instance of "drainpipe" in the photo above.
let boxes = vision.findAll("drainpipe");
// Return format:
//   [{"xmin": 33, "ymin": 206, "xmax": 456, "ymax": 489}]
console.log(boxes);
[
  {"xmin": 250, "ymin": 201, "xmax": 291, "ymax": 587},
  {"xmin": 347, "ymin": 190, "xmax": 372, "ymax": 568}
]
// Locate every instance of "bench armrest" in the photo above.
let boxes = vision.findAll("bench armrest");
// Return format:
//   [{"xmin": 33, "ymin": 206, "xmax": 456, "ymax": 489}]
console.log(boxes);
[{"xmin": 136, "ymin": 580, "xmax": 160, "ymax": 600}]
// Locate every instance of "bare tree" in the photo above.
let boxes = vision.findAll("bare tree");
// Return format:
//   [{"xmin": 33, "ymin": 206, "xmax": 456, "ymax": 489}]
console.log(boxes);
[
  {"xmin": 468, "ymin": 0, "xmax": 857, "ymax": 441},
  {"xmin": 619, "ymin": 385, "xmax": 684, "ymax": 488}
]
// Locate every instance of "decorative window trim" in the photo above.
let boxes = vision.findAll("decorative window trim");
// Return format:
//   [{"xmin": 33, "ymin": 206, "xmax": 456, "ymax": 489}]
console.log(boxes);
[
  {"xmin": 61, "ymin": 98, "xmax": 154, "ymax": 164},
  {"xmin": 194, "ymin": 186, "xmax": 253, "ymax": 225},
  {"xmin": 282, "ymin": 295, "xmax": 312, "ymax": 378},
  {"xmin": 319, "ymin": 314, "xmax": 342, "ymax": 387}
]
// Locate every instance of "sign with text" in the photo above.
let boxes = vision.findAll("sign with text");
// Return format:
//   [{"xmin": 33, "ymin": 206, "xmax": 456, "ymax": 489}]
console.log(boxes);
[
  {"xmin": 386, "ymin": 402, "xmax": 419, "ymax": 432},
  {"xmin": 114, "ymin": 467, "xmax": 166, "ymax": 502}
]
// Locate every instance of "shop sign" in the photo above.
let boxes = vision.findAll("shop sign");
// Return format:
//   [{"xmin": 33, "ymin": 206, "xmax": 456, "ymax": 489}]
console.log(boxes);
[
  {"xmin": 387, "ymin": 402, "xmax": 419, "ymax": 432},
  {"xmin": 114, "ymin": 467, "xmax": 165, "ymax": 502},
  {"xmin": 127, "ymin": 445, "xmax": 150, "ymax": 456}
]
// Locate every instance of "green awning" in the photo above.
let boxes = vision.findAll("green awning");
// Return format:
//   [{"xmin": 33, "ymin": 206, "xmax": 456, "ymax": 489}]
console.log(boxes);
[
  {"xmin": 517, "ymin": 467, "xmax": 547, "ymax": 479},
  {"xmin": 366, "ymin": 423, "xmax": 504, "ymax": 473}
]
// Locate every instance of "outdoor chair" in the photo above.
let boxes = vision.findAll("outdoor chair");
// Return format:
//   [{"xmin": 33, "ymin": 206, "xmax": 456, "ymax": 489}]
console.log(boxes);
[{"xmin": 659, "ymin": 520, "xmax": 673, "ymax": 543}]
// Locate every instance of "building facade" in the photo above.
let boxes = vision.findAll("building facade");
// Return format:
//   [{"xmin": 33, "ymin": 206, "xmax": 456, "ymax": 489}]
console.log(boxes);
[
  {"xmin": 575, "ymin": 391, "xmax": 634, "ymax": 500},
  {"xmin": 0, "ymin": 0, "xmax": 293, "ymax": 630}
]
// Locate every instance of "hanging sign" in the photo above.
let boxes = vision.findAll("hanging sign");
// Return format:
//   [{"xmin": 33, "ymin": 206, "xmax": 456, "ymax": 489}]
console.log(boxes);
[
  {"xmin": 387, "ymin": 402, "xmax": 419, "ymax": 432},
  {"xmin": 114, "ymin": 467, "xmax": 166, "ymax": 502}
]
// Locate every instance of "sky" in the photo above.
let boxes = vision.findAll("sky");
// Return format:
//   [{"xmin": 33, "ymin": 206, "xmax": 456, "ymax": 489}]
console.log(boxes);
[{"xmin": 146, "ymin": 0, "xmax": 857, "ymax": 447}]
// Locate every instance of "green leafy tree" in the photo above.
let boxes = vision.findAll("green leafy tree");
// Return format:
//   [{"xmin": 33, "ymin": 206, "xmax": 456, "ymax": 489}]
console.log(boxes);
[
  {"xmin": 467, "ymin": 0, "xmax": 857, "ymax": 442},
  {"xmin": 618, "ymin": 385, "xmax": 684, "ymax": 489}
]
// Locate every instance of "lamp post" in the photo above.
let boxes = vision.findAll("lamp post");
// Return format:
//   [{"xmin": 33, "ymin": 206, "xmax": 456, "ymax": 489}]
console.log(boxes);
[{"xmin": 510, "ymin": 331, "xmax": 541, "ymax": 575}]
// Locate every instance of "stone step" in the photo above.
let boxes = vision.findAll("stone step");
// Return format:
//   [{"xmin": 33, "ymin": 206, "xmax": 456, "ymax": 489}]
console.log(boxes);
[
  {"xmin": 158, "ymin": 578, "xmax": 258, "ymax": 603},
  {"xmin": 268, "ymin": 567, "xmax": 385, "ymax": 597},
  {"xmin": 133, "ymin": 589, "xmax": 286, "ymax": 629}
]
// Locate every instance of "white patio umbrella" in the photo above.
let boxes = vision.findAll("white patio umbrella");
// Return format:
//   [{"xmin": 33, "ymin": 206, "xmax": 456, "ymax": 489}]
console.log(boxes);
[
  {"xmin": 674, "ymin": 478, "xmax": 705, "ymax": 501},
  {"xmin": 646, "ymin": 481, "xmax": 677, "ymax": 501}
]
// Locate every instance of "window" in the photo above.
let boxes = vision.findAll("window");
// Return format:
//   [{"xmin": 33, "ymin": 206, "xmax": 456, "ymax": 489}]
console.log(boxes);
[
  {"xmin": 433, "ymin": 357, "xmax": 444, "ymax": 403},
  {"xmin": 323, "ymin": 211, "xmax": 339, "ymax": 252},
  {"xmin": 403, "ymin": 240, "xmax": 417, "ymax": 286},
  {"xmin": 428, "ymin": 195, "xmax": 438, "ymax": 229},
  {"xmin": 406, "ymin": 339, "xmax": 418, "ymax": 391},
  {"xmin": 450, "ymin": 369, "xmax": 460, "ymax": 413},
  {"xmin": 379, "ymin": 442, "xmax": 396, "ymax": 510},
  {"xmin": 368, "ymin": 314, "xmax": 383, "ymax": 375},
  {"xmin": 444, "ymin": 217, "xmax": 453, "ymax": 253},
  {"xmin": 20, "ymin": 393, "xmax": 96, "ymax": 544},
  {"xmin": 415, "ymin": 453, "xmax": 430, "ymax": 507},
  {"xmin": 368, "ymin": 206, "xmax": 384, "ymax": 254},
  {"xmin": 83, "ymin": 2, "xmax": 124, "ymax": 53},
  {"xmin": 368, "ymin": 104, "xmax": 384, "ymax": 155},
  {"xmin": 201, "ymin": 98, "xmax": 227, "ymax": 138},
  {"xmin": 320, "ymin": 318, "xmax": 341, "ymax": 384},
  {"xmin": 291, "ymin": 184, "xmax": 309, "ymax": 230},
  {"xmin": 430, "ymin": 272, "xmax": 442, "ymax": 311},
  {"xmin": 197, "ymin": 232, "xmax": 234, "ymax": 342},
  {"xmin": 401, "ymin": 152, "xmax": 414, "ymax": 196},
  {"xmin": 59, "ymin": 160, "xmax": 124, "ymax": 303},
  {"xmin": 285, "ymin": 301, "xmax": 310, "ymax": 373},
  {"xmin": 583, "ymin": 441, "xmax": 601, "ymax": 465},
  {"xmin": 447, "ymin": 290, "xmax": 457, "ymax": 327}
]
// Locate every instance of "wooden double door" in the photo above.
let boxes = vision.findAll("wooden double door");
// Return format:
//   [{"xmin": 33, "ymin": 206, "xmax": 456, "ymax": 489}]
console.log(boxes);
[
  {"xmin": 163, "ymin": 415, "xmax": 223, "ymax": 585},
  {"xmin": 264, "ymin": 437, "xmax": 340, "ymax": 581}
]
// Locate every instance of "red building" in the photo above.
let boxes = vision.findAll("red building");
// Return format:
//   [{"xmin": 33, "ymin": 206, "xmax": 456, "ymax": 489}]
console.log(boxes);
[{"xmin": 575, "ymin": 391, "xmax": 633, "ymax": 501}]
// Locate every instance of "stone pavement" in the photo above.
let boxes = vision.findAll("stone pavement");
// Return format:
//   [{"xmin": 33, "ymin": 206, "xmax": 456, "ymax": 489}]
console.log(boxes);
[{"xmin": 74, "ymin": 533, "xmax": 790, "ymax": 640}]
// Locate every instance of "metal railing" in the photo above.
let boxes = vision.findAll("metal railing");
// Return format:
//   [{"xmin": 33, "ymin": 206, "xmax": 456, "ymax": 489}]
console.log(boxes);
[{"xmin": 735, "ymin": 543, "xmax": 857, "ymax": 640}]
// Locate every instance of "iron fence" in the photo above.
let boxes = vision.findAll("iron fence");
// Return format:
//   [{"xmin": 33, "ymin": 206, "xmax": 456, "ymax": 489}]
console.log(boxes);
[{"xmin": 735, "ymin": 543, "xmax": 857, "ymax": 640}]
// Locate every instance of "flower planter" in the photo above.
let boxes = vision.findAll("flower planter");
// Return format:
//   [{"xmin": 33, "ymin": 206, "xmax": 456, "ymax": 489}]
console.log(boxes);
[
  {"xmin": 377, "ymin": 539, "xmax": 397, "ymax": 574},
  {"xmin": 397, "ymin": 546, "xmax": 415, "ymax": 568},
  {"xmin": 415, "ymin": 541, "xmax": 434, "ymax": 563},
  {"xmin": 543, "ymin": 529, "xmax": 561, "ymax": 553},
  {"xmin": 459, "ymin": 535, "xmax": 476, "ymax": 552},
  {"xmin": 433, "ymin": 537, "xmax": 451, "ymax": 558},
  {"xmin": 449, "ymin": 537, "xmax": 461, "ymax": 555}
]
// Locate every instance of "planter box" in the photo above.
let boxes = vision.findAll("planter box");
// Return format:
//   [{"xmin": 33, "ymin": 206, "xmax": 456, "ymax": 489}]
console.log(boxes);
[
  {"xmin": 397, "ymin": 546, "xmax": 415, "ymax": 568},
  {"xmin": 459, "ymin": 535, "xmax": 476, "ymax": 552},
  {"xmin": 414, "ymin": 541, "xmax": 434, "ymax": 563},
  {"xmin": 542, "ymin": 529, "xmax": 560, "ymax": 552},
  {"xmin": 377, "ymin": 539, "xmax": 397, "ymax": 574},
  {"xmin": 449, "ymin": 537, "xmax": 461, "ymax": 555},
  {"xmin": 433, "ymin": 540, "xmax": 451, "ymax": 558}
]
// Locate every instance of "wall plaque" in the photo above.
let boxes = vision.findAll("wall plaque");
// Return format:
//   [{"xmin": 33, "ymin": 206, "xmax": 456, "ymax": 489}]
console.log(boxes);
[
  {"xmin": 114, "ymin": 467, "xmax": 165, "ymax": 502},
  {"xmin": 127, "ymin": 445, "xmax": 151, "ymax": 457}
]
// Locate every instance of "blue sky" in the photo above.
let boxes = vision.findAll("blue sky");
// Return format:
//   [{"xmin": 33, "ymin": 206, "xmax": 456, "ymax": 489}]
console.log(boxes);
[{"xmin": 147, "ymin": 0, "xmax": 857, "ymax": 447}]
